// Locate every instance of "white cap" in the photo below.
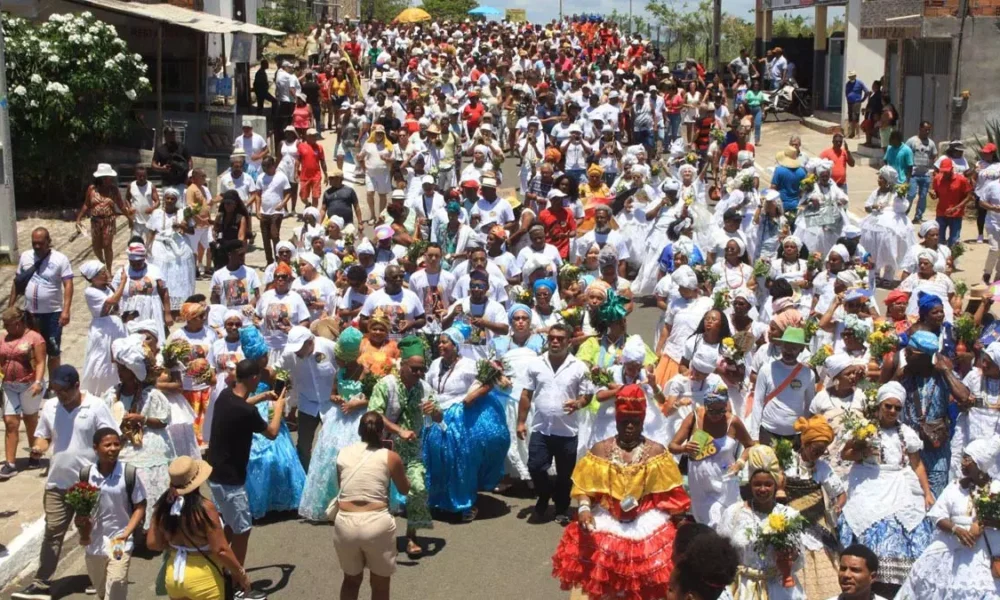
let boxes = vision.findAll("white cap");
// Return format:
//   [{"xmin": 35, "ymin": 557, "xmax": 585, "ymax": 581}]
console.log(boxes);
[
  {"xmin": 608, "ymin": 90, "xmax": 620, "ymax": 99},
  {"xmin": 481, "ymin": 176, "xmax": 497, "ymax": 188},
  {"xmin": 568, "ymin": 124, "xmax": 582, "ymax": 134},
  {"xmin": 306, "ymin": 127, "xmax": 318, "ymax": 136},
  {"xmin": 241, "ymin": 117, "xmax": 253, "ymax": 128},
  {"xmin": 285, "ymin": 326, "xmax": 314, "ymax": 354},
  {"xmin": 421, "ymin": 174, "xmax": 435, "ymax": 185},
  {"xmin": 546, "ymin": 189, "xmax": 568, "ymax": 201},
  {"xmin": 391, "ymin": 189, "xmax": 407, "ymax": 200}
]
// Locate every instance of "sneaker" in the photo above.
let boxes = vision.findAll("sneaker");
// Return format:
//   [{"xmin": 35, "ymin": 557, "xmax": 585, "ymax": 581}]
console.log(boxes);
[
  {"xmin": 0, "ymin": 462, "xmax": 17, "ymax": 480},
  {"xmin": 84, "ymin": 586, "xmax": 97, "ymax": 595},
  {"xmin": 10, "ymin": 583, "xmax": 52, "ymax": 599},
  {"xmin": 979, "ymin": 236, "xmax": 986, "ymax": 244},
  {"xmin": 27, "ymin": 456, "xmax": 41, "ymax": 470},
  {"xmin": 235, "ymin": 590, "xmax": 268, "ymax": 600},
  {"xmin": 912, "ymin": 217, "xmax": 922, "ymax": 225},
  {"xmin": 554, "ymin": 512, "xmax": 572, "ymax": 526}
]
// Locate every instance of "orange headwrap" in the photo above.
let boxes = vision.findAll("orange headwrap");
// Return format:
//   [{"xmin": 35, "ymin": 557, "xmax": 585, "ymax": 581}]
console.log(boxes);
[
  {"xmin": 180, "ymin": 302, "xmax": 207, "ymax": 322},
  {"xmin": 772, "ymin": 308, "xmax": 803, "ymax": 333},
  {"xmin": 275, "ymin": 262, "xmax": 294, "ymax": 277},
  {"xmin": 544, "ymin": 147, "xmax": 562, "ymax": 164},
  {"xmin": 794, "ymin": 415, "xmax": 835, "ymax": 446}
]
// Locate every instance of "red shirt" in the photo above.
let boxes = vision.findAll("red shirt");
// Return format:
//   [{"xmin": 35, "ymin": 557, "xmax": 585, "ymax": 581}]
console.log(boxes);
[
  {"xmin": 818, "ymin": 147, "xmax": 850, "ymax": 185},
  {"xmin": 538, "ymin": 207, "xmax": 576, "ymax": 259},
  {"xmin": 297, "ymin": 141, "xmax": 325, "ymax": 180},
  {"xmin": 462, "ymin": 102, "xmax": 486, "ymax": 129},
  {"xmin": 666, "ymin": 94, "xmax": 685, "ymax": 116},
  {"xmin": 292, "ymin": 105, "xmax": 312, "ymax": 130},
  {"xmin": 722, "ymin": 142, "xmax": 755, "ymax": 167},
  {"xmin": 0, "ymin": 329, "xmax": 44, "ymax": 383},
  {"xmin": 933, "ymin": 172, "xmax": 972, "ymax": 217},
  {"xmin": 343, "ymin": 41, "xmax": 361, "ymax": 63}
]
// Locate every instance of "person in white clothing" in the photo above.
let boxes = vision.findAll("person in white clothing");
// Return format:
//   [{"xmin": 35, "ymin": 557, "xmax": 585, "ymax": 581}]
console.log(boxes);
[
  {"xmin": 754, "ymin": 326, "xmax": 816, "ymax": 446},
  {"xmin": 253, "ymin": 157, "xmax": 292, "ymax": 266},
  {"xmin": 125, "ymin": 166, "xmax": 159, "ymax": 238},
  {"xmin": 233, "ymin": 119, "xmax": 269, "ymax": 178}
]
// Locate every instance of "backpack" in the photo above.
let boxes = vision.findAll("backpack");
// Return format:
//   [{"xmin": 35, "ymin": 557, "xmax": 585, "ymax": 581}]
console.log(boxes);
[{"xmin": 80, "ymin": 462, "xmax": 138, "ymax": 513}]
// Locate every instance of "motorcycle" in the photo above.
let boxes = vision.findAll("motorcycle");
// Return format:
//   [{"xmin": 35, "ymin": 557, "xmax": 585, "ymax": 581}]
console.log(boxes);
[{"xmin": 761, "ymin": 80, "xmax": 813, "ymax": 121}]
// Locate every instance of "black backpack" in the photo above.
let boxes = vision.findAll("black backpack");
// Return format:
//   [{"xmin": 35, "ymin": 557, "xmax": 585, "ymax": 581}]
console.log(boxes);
[{"xmin": 79, "ymin": 462, "xmax": 138, "ymax": 513}]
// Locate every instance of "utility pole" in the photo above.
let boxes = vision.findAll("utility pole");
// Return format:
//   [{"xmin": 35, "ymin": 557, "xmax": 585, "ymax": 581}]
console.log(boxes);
[
  {"xmin": 559, "ymin": 0, "xmax": 563, "ymax": 21},
  {"xmin": 0, "ymin": 22, "xmax": 19, "ymax": 263},
  {"xmin": 712, "ymin": 0, "xmax": 722, "ymax": 74},
  {"xmin": 629, "ymin": 0, "xmax": 633, "ymax": 35}
]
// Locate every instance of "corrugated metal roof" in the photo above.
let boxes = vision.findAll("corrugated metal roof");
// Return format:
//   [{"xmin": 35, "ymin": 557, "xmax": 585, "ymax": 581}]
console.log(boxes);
[{"xmin": 65, "ymin": 0, "xmax": 286, "ymax": 36}]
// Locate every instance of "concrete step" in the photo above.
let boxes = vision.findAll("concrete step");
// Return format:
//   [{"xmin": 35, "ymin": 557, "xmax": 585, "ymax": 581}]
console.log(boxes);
[
  {"xmin": 852, "ymin": 142, "xmax": 884, "ymax": 168},
  {"xmin": 800, "ymin": 116, "xmax": 841, "ymax": 135}
]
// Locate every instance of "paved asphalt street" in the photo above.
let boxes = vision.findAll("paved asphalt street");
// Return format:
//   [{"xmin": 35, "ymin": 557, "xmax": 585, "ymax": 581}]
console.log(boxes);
[{"xmin": 1, "ymin": 149, "xmax": 667, "ymax": 600}]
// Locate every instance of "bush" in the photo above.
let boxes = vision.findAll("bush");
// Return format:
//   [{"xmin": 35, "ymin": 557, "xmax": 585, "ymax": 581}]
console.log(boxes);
[{"xmin": 3, "ymin": 12, "xmax": 151, "ymax": 204}]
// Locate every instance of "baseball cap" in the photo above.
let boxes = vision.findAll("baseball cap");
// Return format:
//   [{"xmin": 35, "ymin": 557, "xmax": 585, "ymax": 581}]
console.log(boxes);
[
  {"xmin": 51, "ymin": 365, "xmax": 80, "ymax": 388},
  {"xmin": 983, "ymin": 143, "xmax": 998, "ymax": 155},
  {"xmin": 481, "ymin": 176, "xmax": 497, "ymax": 188},
  {"xmin": 938, "ymin": 157, "xmax": 954, "ymax": 172},
  {"xmin": 306, "ymin": 127, "xmax": 318, "ymax": 136},
  {"xmin": 285, "ymin": 326, "xmax": 314, "ymax": 354}
]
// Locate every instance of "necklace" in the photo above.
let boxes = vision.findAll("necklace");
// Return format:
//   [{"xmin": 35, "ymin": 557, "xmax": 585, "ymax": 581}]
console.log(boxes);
[
  {"xmin": 609, "ymin": 438, "xmax": 646, "ymax": 465},
  {"xmin": 724, "ymin": 262, "xmax": 745, "ymax": 289}
]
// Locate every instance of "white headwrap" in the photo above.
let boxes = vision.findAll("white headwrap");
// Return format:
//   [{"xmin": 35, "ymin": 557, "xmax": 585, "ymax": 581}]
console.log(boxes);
[
  {"xmin": 814, "ymin": 159, "xmax": 834, "ymax": 176},
  {"xmin": 729, "ymin": 236, "xmax": 746, "ymax": 256},
  {"xmin": 356, "ymin": 238, "xmax": 375, "ymax": 255},
  {"xmin": 672, "ymin": 265, "xmax": 698, "ymax": 289},
  {"xmin": 824, "ymin": 354, "xmax": 854, "ymax": 380},
  {"xmin": 671, "ymin": 218, "xmax": 693, "ymax": 237},
  {"xmin": 207, "ymin": 304, "xmax": 228, "ymax": 331},
  {"xmin": 877, "ymin": 381, "xmax": 907, "ymax": 406},
  {"xmin": 299, "ymin": 252, "xmax": 321, "ymax": 270},
  {"xmin": 916, "ymin": 248, "xmax": 938, "ymax": 266},
  {"xmin": 621, "ymin": 155, "xmax": 637, "ymax": 169},
  {"xmin": 836, "ymin": 269, "xmax": 860, "ymax": 286},
  {"xmin": 328, "ymin": 215, "xmax": 345, "ymax": 230},
  {"xmin": 275, "ymin": 241, "xmax": 295, "ymax": 254},
  {"xmin": 111, "ymin": 334, "xmax": 149, "ymax": 382},
  {"xmin": 843, "ymin": 224, "xmax": 862, "ymax": 240},
  {"xmin": 828, "ymin": 244, "xmax": 850, "ymax": 262},
  {"xmin": 964, "ymin": 436, "xmax": 1000, "ymax": 472},
  {"xmin": 223, "ymin": 309, "xmax": 244, "ymax": 324},
  {"xmin": 691, "ymin": 345, "xmax": 719, "ymax": 375},
  {"xmin": 731, "ymin": 287, "xmax": 755, "ymax": 307},
  {"xmin": 302, "ymin": 207, "xmax": 320, "ymax": 222},
  {"xmin": 522, "ymin": 253, "xmax": 555, "ymax": 278},
  {"xmin": 985, "ymin": 341, "xmax": 1000, "ymax": 367},
  {"xmin": 80, "ymin": 259, "xmax": 104, "ymax": 281},
  {"xmin": 126, "ymin": 319, "xmax": 160, "ymax": 337},
  {"xmin": 661, "ymin": 178, "xmax": 681, "ymax": 193},
  {"xmin": 622, "ymin": 335, "xmax": 647, "ymax": 364},
  {"xmin": 878, "ymin": 165, "xmax": 899, "ymax": 187},
  {"xmin": 919, "ymin": 221, "xmax": 940, "ymax": 237},
  {"xmin": 782, "ymin": 235, "xmax": 802, "ymax": 251},
  {"xmin": 473, "ymin": 144, "xmax": 490, "ymax": 157}
]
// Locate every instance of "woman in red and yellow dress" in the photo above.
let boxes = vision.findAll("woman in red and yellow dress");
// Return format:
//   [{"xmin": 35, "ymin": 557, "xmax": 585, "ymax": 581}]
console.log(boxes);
[{"xmin": 552, "ymin": 384, "xmax": 691, "ymax": 600}]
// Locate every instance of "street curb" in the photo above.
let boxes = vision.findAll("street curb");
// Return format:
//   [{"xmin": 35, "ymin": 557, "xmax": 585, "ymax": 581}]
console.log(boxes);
[{"xmin": 0, "ymin": 517, "xmax": 46, "ymax": 590}]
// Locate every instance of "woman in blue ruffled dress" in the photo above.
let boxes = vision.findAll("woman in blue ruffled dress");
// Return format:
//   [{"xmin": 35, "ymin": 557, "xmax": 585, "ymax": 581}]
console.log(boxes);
[
  {"xmin": 298, "ymin": 327, "xmax": 368, "ymax": 521},
  {"xmin": 423, "ymin": 325, "xmax": 511, "ymax": 521},
  {"xmin": 489, "ymin": 303, "xmax": 545, "ymax": 484},
  {"xmin": 240, "ymin": 325, "xmax": 306, "ymax": 519}
]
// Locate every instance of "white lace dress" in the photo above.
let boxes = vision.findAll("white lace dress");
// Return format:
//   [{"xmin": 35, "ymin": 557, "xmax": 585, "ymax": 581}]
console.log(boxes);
[{"xmin": 719, "ymin": 502, "xmax": 806, "ymax": 600}]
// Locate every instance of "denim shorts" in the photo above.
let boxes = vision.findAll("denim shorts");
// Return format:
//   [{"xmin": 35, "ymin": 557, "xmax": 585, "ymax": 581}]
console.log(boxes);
[
  {"xmin": 208, "ymin": 482, "xmax": 252, "ymax": 534},
  {"xmin": 29, "ymin": 312, "xmax": 62, "ymax": 357}
]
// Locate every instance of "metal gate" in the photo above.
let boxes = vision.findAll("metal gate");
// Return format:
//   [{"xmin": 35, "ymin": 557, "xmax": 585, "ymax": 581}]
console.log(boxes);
[
  {"xmin": 901, "ymin": 38, "xmax": 952, "ymax": 138},
  {"xmin": 826, "ymin": 38, "xmax": 845, "ymax": 111}
]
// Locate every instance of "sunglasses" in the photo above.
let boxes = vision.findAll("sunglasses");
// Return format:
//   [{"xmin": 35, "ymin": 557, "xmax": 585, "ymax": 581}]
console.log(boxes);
[{"xmin": 469, "ymin": 284, "xmax": 488, "ymax": 291}]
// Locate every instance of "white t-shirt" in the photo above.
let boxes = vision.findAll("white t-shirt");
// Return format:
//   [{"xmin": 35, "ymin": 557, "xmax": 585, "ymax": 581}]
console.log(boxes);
[
  {"xmin": 255, "ymin": 289, "xmax": 311, "ymax": 349},
  {"xmin": 408, "ymin": 269, "xmax": 457, "ymax": 333},
  {"xmin": 524, "ymin": 353, "xmax": 593, "ymax": 437},
  {"xmin": 17, "ymin": 249, "xmax": 73, "ymax": 314},
  {"xmin": 256, "ymin": 171, "xmax": 291, "ymax": 215},
  {"xmin": 217, "ymin": 170, "xmax": 258, "ymax": 203},
  {"xmin": 167, "ymin": 326, "xmax": 217, "ymax": 391},
  {"xmin": 36, "ymin": 393, "xmax": 120, "ymax": 490},
  {"xmin": 471, "ymin": 197, "xmax": 515, "ymax": 235},
  {"xmin": 444, "ymin": 297, "xmax": 508, "ymax": 360},
  {"xmin": 234, "ymin": 133, "xmax": 268, "ymax": 169},
  {"xmin": 756, "ymin": 360, "xmax": 816, "ymax": 435},
  {"xmin": 573, "ymin": 230, "xmax": 630, "ymax": 264},
  {"xmin": 291, "ymin": 275, "xmax": 339, "ymax": 322},
  {"xmin": 85, "ymin": 461, "xmax": 147, "ymax": 556},
  {"xmin": 280, "ymin": 337, "xmax": 337, "ymax": 418},
  {"xmin": 211, "ymin": 265, "xmax": 261, "ymax": 311},
  {"xmin": 360, "ymin": 288, "xmax": 426, "ymax": 340},
  {"xmin": 129, "ymin": 181, "xmax": 155, "ymax": 226},
  {"xmin": 360, "ymin": 141, "xmax": 392, "ymax": 172}
]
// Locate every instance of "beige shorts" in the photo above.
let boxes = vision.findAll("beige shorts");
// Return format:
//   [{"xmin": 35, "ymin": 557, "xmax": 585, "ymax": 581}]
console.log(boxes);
[{"xmin": 331, "ymin": 509, "xmax": 397, "ymax": 577}]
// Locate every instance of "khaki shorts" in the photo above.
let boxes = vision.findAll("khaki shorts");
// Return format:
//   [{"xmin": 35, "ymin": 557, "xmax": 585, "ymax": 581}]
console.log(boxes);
[{"xmin": 331, "ymin": 509, "xmax": 397, "ymax": 577}]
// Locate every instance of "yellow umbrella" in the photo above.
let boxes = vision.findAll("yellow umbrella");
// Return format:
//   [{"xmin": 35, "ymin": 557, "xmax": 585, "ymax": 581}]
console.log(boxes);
[{"xmin": 395, "ymin": 7, "xmax": 431, "ymax": 23}]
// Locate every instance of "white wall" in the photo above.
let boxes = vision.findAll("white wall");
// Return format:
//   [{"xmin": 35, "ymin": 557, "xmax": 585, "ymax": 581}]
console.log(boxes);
[
  {"xmin": 842, "ymin": 0, "xmax": 887, "ymax": 125},
  {"xmin": 204, "ymin": 0, "xmax": 260, "ymax": 67}
]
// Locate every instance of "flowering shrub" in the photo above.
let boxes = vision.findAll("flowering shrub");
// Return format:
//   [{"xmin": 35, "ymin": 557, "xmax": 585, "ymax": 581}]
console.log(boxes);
[{"xmin": 3, "ymin": 12, "xmax": 151, "ymax": 202}]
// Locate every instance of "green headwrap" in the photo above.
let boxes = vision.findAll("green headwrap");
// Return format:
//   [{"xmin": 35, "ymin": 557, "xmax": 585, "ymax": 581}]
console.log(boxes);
[
  {"xmin": 596, "ymin": 290, "xmax": 628, "ymax": 327},
  {"xmin": 398, "ymin": 335, "xmax": 428, "ymax": 360},
  {"xmin": 335, "ymin": 327, "xmax": 363, "ymax": 362}
]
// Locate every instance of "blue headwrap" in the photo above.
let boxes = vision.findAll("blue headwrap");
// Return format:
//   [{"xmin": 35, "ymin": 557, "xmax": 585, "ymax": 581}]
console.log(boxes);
[
  {"xmin": 446, "ymin": 200, "xmax": 462, "ymax": 214},
  {"xmin": 908, "ymin": 330, "xmax": 939, "ymax": 355},
  {"xmin": 239, "ymin": 325, "xmax": 269, "ymax": 361},
  {"xmin": 532, "ymin": 278, "xmax": 557, "ymax": 294},
  {"xmin": 442, "ymin": 322, "xmax": 471, "ymax": 347},
  {"xmin": 917, "ymin": 291, "xmax": 943, "ymax": 320},
  {"xmin": 507, "ymin": 303, "xmax": 532, "ymax": 323}
]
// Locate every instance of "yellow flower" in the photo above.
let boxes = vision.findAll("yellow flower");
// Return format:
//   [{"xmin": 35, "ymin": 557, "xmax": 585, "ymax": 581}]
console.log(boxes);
[
  {"xmin": 767, "ymin": 512, "xmax": 788, "ymax": 532},
  {"xmin": 722, "ymin": 337, "xmax": 735, "ymax": 349},
  {"xmin": 822, "ymin": 345, "xmax": 833, "ymax": 356}
]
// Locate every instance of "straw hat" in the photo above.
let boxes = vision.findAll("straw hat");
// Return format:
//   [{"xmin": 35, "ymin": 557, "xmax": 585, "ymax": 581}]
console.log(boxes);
[
  {"xmin": 93, "ymin": 163, "xmax": 118, "ymax": 179},
  {"xmin": 168, "ymin": 456, "xmax": 212, "ymax": 495},
  {"xmin": 775, "ymin": 147, "xmax": 802, "ymax": 169}
]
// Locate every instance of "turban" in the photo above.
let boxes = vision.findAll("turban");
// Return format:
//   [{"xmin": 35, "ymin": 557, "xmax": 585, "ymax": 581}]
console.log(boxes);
[
  {"xmin": 731, "ymin": 287, "xmax": 755, "ymax": 308},
  {"xmin": 302, "ymin": 207, "xmax": 320, "ymax": 222},
  {"xmin": 622, "ymin": 335, "xmax": 647, "ymax": 364},
  {"xmin": 399, "ymin": 335, "xmax": 428, "ymax": 360},
  {"xmin": 127, "ymin": 319, "xmax": 160, "ymax": 338},
  {"xmin": 299, "ymin": 252, "xmax": 321, "ymax": 270},
  {"xmin": 661, "ymin": 178, "xmax": 681, "ymax": 193},
  {"xmin": 356, "ymin": 238, "xmax": 375, "ymax": 255},
  {"xmin": 587, "ymin": 163, "xmax": 604, "ymax": 177},
  {"xmin": 782, "ymin": 235, "xmax": 802, "ymax": 251},
  {"xmin": 919, "ymin": 220, "xmax": 939, "ymax": 237},
  {"xmin": 473, "ymin": 144, "xmax": 490, "ymax": 157},
  {"xmin": 836, "ymin": 270, "xmax": 860, "ymax": 286},
  {"xmin": 274, "ymin": 262, "xmax": 294, "ymax": 278},
  {"xmin": 507, "ymin": 303, "xmax": 532, "ymax": 323},
  {"xmin": 127, "ymin": 242, "xmax": 147, "ymax": 260},
  {"xmin": 843, "ymin": 314, "xmax": 871, "ymax": 339},
  {"xmin": 585, "ymin": 279, "xmax": 611, "ymax": 300},
  {"xmin": 794, "ymin": 415, "xmax": 835, "ymax": 446},
  {"xmin": 328, "ymin": 215, "xmax": 345, "ymax": 229},
  {"xmin": 772, "ymin": 308, "xmax": 803, "ymax": 332},
  {"xmin": 596, "ymin": 290, "xmax": 628, "ymax": 325},
  {"xmin": 885, "ymin": 290, "xmax": 910, "ymax": 306},
  {"xmin": 523, "ymin": 254, "xmax": 555, "ymax": 279},
  {"xmin": 111, "ymin": 334, "xmax": 151, "ymax": 383},
  {"xmin": 180, "ymin": 302, "xmax": 207, "ymax": 322},
  {"xmin": 545, "ymin": 147, "xmax": 562, "ymax": 163},
  {"xmin": 828, "ymin": 244, "xmax": 850, "ymax": 263},
  {"xmin": 442, "ymin": 323, "xmax": 469, "ymax": 347},
  {"xmin": 843, "ymin": 224, "xmax": 862, "ymax": 240},
  {"xmin": 878, "ymin": 165, "xmax": 898, "ymax": 187},
  {"xmin": 823, "ymin": 354, "xmax": 854, "ymax": 380},
  {"xmin": 964, "ymin": 436, "xmax": 1000, "ymax": 472},
  {"xmin": 704, "ymin": 382, "xmax": 729, "ymax": 405},
  {"xmin": 917, "ymin": 291, "xmax": 943, "ymax": 320},
  {"xmin": 335, "ymin": 327, "xmax": 363, "ymax": 362},
  {"xmin": 690, "ymin": 345, "xmax": 719, "ymax": 375},
  {"xmin": 908, "ymin": 329, "xmax": 939, "ymax": 355},
  {"xmin": 275, "ymin": 241, "xmax": 295, "ymax": 254},
  {"xmin": 239, "ymin": 325, "xmax": 269, "ymax": 361},
  {"xmin": 615, "ymin": 384, "xmax": 646, "ymax": 421},
  {"xmin": 814, "ymin": 159, "xmax": 833, "ymax": 176},
  {"xmin": 369, "ymin": 307, "xmax": 391, "ymax": 329},
  {"xmin": 985, "ymin": 341, "xmax": 1000, "ymax": 368},
  {"xmin": 772, "ymin": 298, "xmax": 796, "ymax": 316},
  {"xmin": 671, "ymin": 218, "xmax": 693, "ymax": 237},
  {"xmin": 598, "ymin": 246, "xmax": 619, "ymax": 270},
  {"xmin": 375, "ymin": 224, "xmax": 394, "ymax": 241},
  {"xmin": 80, "ymin": 260, "xmax": 104, "ymax": 282},
  {"xmin": 877, "ymin": 381, "xmax": 907, "ymax": 405},
  {"xmin": 747, "ymin": 445, "xmax": 782, "ymax": 482},
  {"xmin": 446, "ymin": 200, "xmax": 462, "ymax": 214},
  {"xmin": 532, "ymin": 278, "xmax": 556, "ymax": 294},
  {"xmin": 672, "ymin": 265, "xmax": 698, "ymax": 290},
  {"xmin": 916, "ymin": 248, "xmax": 938, "ymax": 266},
  {"xmin": 223, "ymin": 309, "xmax": 243, "ymax": 324}
]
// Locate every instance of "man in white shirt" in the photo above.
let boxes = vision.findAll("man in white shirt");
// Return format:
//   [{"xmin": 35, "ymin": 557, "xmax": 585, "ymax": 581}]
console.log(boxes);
[
  {"xmin": 408, "ymin": 243, "xmax": 456, "ymax": 336},
  {"xmin": 233, "ymin": 119, "xmax": 269, "ymax": 177},
  {"xmin": 274, "ymin": 61, "xmax": 301, "ymax": 136},
  {"xmin": 280, "ymin": 327, "xmax": 336, "ymax": 471},
  {"xmin": 217, "ymin": 153, "xmax": 258, "ymax": 205},
  {"xmin": 210, "ymin": 241, "xmax": 261, "ymax": 316},
  {"xmin": 13, "ymin": 366, "xmax": 119, "ymax": 600},
  {"xmin": 560, "ymin": 124, "xmax": 593, "ymax": 183},
  {"xmin": 470, "ymin": 176, "xmax": 514, "ymax": 240},
  {"xmin": 770, "ymin": 48, "xmax": 788, "ymax": 89},
  {"xmin": 754, "ymin": 327, "xmax": 816, "ymax": 445},
  {"xmin": 573, "ymin": 205, "xmax": 630, "ymax": 272},
  {"xmin": 440, "ymin": 269, "xmax": 508, "ymax": 360},
  {"xmin": 253, "ymin": 156, "xmax": 291, "ymax": 266},
  {"xmin": 9, "ymin": 228, "xmax": 74, "ymax": 377},
  {"xmin": 359, "ymin": 265, "xmax": 426, "ymax": 340},
  {"xmin": 517, "ymin": 324, "xmax": 592, "ymax": 524}
]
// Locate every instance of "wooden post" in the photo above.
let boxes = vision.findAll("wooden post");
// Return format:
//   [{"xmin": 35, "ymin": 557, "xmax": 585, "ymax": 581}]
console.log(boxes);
[
  {"xmin": 194, "ymin": 33, "xmax": 201, "ymax": 113},
  {"xmin": 157, "ymin": 22, "xmax": 163, "ymax": 135},
  {"xmin": 221, "ymin": 33, "xmax": 228, "ymax": 106}
]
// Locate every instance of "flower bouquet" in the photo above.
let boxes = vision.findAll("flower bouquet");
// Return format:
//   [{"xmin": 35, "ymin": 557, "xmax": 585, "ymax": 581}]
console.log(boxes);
[
  {"xmin": 720, "ymin": 336, "xmax": 745, "ymax": 363},
  {"xmin": 512, "ymin": 286, "xmax": 534, "ymax": 307},
  {"xmin": 343, "ymin": 233, "xmax": 356, "ymax": 247},
  {"xmin": 858, "ymin": 379, "xmax": 880, "ymax": 419},
  {"xmin": 753, "ymin": 259, "xmax": 771, "ymax": 279},
  {"xmin": 713, "ymin": 289, "xmax": 731, "ymax": 311},
  {"xmin": 685, "ymin": 152, "xmax": 699, "ymax": 165},
  {"xmin": 799, "ymin": 173, "xmax": 817, "ymax": 193},
  {"xmin": 161, "ymin": 339, "xmax": 192, "ymax": 369},
  {"xmin": 853, "ymin": 265, "xmax": 869, "ymax": 282},
  {"xmin": 183, "ymin": 200, "xmax": 204, "ymax": 223},
  {"xmin": 360, "ymin": 371, "xmax": 381, "ymax": 400},
  {"xmin": 808, "ymin": 344, "xmax": 833, "ymax": 369},
  {"xmin": 66, "ymin": 481, "xmax": 100, "ymax": 545},
  {"xmin": 750, "ymin": 511, "xmax": 807, "ymax": 587},
  {"xmin": 895, "ymin": 182, "xmax": 910, "ymax": 198},
  {"xmin": 738, "ymin": 171, "xmax": 756, "ymax": 192},
  {"xmin": 406, "ymin": 239, "xmax": 430, "ymax": 263},
  {"xmin": 650, "ymin": 162, "xmax": 664, "ymax": 178},
  {"xmin": 185, "ymin": 358, "xmax": 214, "ymax": 386},
  {"xmin": 695, "ymin": 264, "xmax": 719, "ymax": 286},
  {"xmin": 952, "ymin": 242, "xmax": 966, "ymax": 262},
  {"xmin": 954, "ymin": 313, "xmax": 982, "ymax": 354},
  {"xmin": 805, "ymin": 251, "xmax": 823, "ymax": 273},
  {"xmin": 587, "ymin": 365, "xmax": 614, "ymax": 388},
  {"xmin": 710, "ymin": 128, "xmax": 726, "ymax": 146},
  {"xmin": 558, "ymin": 306, "xmax": 584, "ymax": 330},
  {"xmin": 975, "ymin": 480, "xmax": 1000, "ymax": 530},
  {"xmin": 772, "ymin": 438, "xmax": 795, "ymax": 470},
  {"xmin": 558, "ymin": 264, "xmax": 583, "ymax": 287},
  {"xmin": 683, "ymin": 189, "xmax": 696, "ymax": 207},
  {"xmin": 476, "ymin": 355, "xmax": 511, "ymax": 388},
  {"xmin": 866, "ymin": 325, "xmax": 899, "ymax": 365},
  {"xmin": 802, "ymin": 317, "xmax": 820, "ymax": 343},
  {"xmin": 841, "ymin": 408, "xmax": 880, "ymax": 453},
  {"xmin": 956, "ymin": 281, "xmax": 969, "ymax": 299}
]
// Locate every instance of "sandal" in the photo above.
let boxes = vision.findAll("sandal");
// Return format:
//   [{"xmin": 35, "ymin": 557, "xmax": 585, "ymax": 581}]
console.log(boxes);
[
  {"xmin": 406, "ymin": 539, "xmax": 423, "ymax": 557},
  {"xmin": 461, "ymin": 507, "xmax": 478, "ymax": 523}
]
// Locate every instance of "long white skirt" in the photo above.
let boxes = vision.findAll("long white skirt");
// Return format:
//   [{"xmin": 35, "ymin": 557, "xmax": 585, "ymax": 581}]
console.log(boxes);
[
  {"xmin": 861, "ymin": 210, "xmax": 916, "ymax": 279},
  {"xmin": 150, "ymin": 235, "xmax": 195, "ymax": 313},
  {"xmin": 80, "ymin": 316, "xmax": 125, "ymax": 396}
]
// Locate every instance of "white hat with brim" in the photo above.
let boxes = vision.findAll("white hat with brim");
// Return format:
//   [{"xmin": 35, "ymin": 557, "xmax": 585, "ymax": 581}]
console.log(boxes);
[
  {"xmin": 93, "ymin": 163, "xmax": 117, "ymax": 179},
  {"xmin": 284, "ymin": 326, "xmax": 314, "ymax": 354}
]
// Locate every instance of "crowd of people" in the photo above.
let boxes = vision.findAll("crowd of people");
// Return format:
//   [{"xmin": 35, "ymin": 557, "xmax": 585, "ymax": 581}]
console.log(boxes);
[{"xmin": 6, "ymin": 11, "xmax": 1000, "ymax": 600}]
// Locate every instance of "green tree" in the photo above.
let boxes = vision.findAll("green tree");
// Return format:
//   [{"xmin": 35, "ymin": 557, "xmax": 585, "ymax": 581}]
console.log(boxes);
[
  {"xmin": 772, "ymin": 14, "xmax": 813, "ymax": 37},
  {"xmin": 419, "ymin": 0, "xmax": 480, "ymax": 21},
  {"xmin": 830, "ymin": 15, "xmax": 845, "ymax": 34},
  {"xmin": 3, "ymin": 12, "xmax": 151, "ymax": 203}
]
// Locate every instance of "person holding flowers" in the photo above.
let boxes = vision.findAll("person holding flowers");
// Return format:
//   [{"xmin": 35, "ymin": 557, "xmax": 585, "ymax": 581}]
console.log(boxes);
[
  {"xmin": 900, "ymin": 221, "xmax": 952, "ymax": 280},
  {"xmin": 860, "ymin": 165, "xmax": 915, "ymax": 286},
  {"xmin": 896, "ymin": 436, "xmax": 1000, "ymax": 599},
  {"xmin": 165, "ymin": 302, "xmax": 216, "ymax": 446},
  {"xmin": 720, "ymin": 444, "xmax": 807, "ymax": 599},
  {"xmin": 768, "ymin": 236, "xmax": 813, "ymax": 310},
  {"xmin": 576, "ymin": 290, "xmax": 654, "ymax": 374},
  {"xmin": 899, "ymin": 252, "xmax": 957, "ymax": 325},
  {"xmin": 838, "ymin": 381, "xmax": 935, "ymax": 597},
  {"xmin": 551, "ymin": 383, "xmax": 691, "ymax": 599},
  {"xmin": 950, "ymin": 341, "xmax": 1000, "ymax": 481},
  {"xmin": 653, "ymin": 265, "xmax": 713, "ymax": 387},
  {"xmin": 669, "ymin": 382, "xmax": 755, "ymax": 526},
  {"xmin": 298, "ymin": 327, "xmax": 369, "ymax": 521},
  {"xmin": 808, "ymin": 354, "xmax": 867, "ymax": 477},
  {"xmin": 358, "ymin": 309, "xmax": 399, "ymax": 377}
]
